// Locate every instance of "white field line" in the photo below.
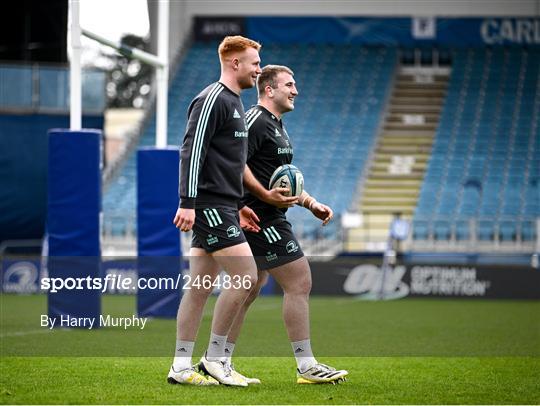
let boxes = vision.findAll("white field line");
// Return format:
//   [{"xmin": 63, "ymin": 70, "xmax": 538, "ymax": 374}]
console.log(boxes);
[{"xmin": 0, "ymin": 328, "xmax": 54, "ymax": 338}]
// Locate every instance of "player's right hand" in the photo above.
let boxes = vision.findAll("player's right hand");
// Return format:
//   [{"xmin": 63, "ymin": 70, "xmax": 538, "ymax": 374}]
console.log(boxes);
[
  {"xmin": 239, "ymin": 205, "xmax": 261, "ymax": 233},
  {"xmin": 173, "ymin": 208, "xmax": 195, "ymax": 232},
  {"xmin": 264, "ymin": 188, "xmax": 299, "ymax": 208}
]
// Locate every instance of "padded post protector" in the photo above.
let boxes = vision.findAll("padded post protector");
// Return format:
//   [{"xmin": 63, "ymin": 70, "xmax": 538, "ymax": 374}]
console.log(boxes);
[
  {"xmin": 47, "ymin": 129, "xmax": 101, "ymax": 327},
  {"xmin": 137, "ymin": 148, "xmax": 181, "ymax": 318}
]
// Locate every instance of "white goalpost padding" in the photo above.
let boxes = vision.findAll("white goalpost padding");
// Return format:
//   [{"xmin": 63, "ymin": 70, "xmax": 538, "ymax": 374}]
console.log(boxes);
[
  {"xmin": 69, "ymin": 0, "xmax": 82, "ymax": 131},
  {"xmin": 69, "ymin": 0, "xmax": 169, "ymax": 148}
]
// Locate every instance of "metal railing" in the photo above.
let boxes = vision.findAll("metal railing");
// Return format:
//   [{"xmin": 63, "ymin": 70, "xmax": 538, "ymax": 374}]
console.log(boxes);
[
  {"xmin": 101, "ymin": 210, "xmax": 539, "ymax": 255},
  {"xmin": 341, "ymin": 214, "xmax": 539, "ymax": 253}
]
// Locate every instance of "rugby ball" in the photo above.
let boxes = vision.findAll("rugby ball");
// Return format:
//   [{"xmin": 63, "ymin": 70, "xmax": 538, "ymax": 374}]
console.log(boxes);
[{"xmin": 268, "ymin": 164, "xmax": 304, "ymax": 197}]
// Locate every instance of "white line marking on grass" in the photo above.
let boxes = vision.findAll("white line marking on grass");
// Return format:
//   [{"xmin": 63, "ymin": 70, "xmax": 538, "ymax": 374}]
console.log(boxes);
[{"xmin": 0, "ymin": 329, "xmax": 53, "ymax": 338}]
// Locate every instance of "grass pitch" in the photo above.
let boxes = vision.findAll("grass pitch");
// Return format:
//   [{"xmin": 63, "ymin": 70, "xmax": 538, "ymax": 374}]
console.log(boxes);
[{"xmin": 1, "ymin": 294, "xmax": 539, "ymax": 404}]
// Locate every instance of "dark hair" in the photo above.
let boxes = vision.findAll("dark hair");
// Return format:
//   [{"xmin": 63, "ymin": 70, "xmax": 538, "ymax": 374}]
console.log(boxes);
[{"xmin": 257, "ymin": 65, "xmax": 294, "ymax": 97}]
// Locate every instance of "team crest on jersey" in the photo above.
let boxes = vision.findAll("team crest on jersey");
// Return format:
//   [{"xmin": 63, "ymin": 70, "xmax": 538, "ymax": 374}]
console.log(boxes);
[
  {"xmin": 286, "ymin": 240, "xmax": 299, "ymax": 253},
  {"xmin": 274, "ymin": 128, "xmax": 281, "ymax": 137},
  {"xmin": 233, "ymin": 109, "xmax": 241, "ymax": 119},
  {"xmin": 227, "ymin": 225, "xmax": 240, "ymax": 238}
]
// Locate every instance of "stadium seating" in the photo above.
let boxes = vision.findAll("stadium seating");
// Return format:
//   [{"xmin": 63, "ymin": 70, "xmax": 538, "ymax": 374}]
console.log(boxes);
[
  {"xmin": 413, "ymin": 48, "xmax": 540, "ymax": 243},
  {"xmin": 103, "ymin": 44, "xmax": 397, "ymax": 238}
]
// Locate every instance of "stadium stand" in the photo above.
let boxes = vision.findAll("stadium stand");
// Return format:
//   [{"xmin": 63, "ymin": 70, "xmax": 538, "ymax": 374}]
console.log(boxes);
[
  {"xmin": 102, "ymin": 44, "xmax": 397, "ymax": 243},
  {"xmin": 344, "ymin": 66, "xmax": 449, "ymax": 251},
  {"xmin": 413, "ymin": 48, "xmax": 540, "ymax": 246},
  {"xmin": 103, "ymin": 42, "xmax": 538, "ymax": 253}
]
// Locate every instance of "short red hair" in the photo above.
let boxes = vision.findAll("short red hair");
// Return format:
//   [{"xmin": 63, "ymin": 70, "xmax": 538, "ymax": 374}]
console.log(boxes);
[{"xmin": 218, "ymin": 36, "xmax": 261, "ymax": 61}]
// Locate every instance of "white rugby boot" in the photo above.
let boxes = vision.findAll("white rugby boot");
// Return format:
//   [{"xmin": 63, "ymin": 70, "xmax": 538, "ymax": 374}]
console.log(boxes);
[
  {"xmin": 198, "ymin": 354, "xmax": 248, "ymax": 387},
  {"xmin": 167, "ymin": 365, "xmax": 219, "ymax": 386},
  {"xmin": 229, "ymin": 362, "xmax": 261, "ymax": 385},
  {"xmin": 296, "ymin": 363, "xmax": 348, "ymax": 384}
]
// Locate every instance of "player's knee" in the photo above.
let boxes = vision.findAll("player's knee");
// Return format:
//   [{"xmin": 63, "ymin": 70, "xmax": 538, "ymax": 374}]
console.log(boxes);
[
  {"xmin": 189, "ymin": 285, "xmax": 214, "ymax": 301},
  {"xmin": 284, "ymin": 275, "xmax": 311, "ymax": 296},
  {"xmin": 244, "ymin": 287, "xmax": 260, "ymax": 307},
  {"xmin": 245, "ymin": 274, "xmax": 266, "ymax": 305},
  {"xmin": 243, "ymin": 272, "xmax": 258, "ymax": 293},
  {"xmin": 297, "ymin": 276, "xmax": 312, "ymax": 296}
]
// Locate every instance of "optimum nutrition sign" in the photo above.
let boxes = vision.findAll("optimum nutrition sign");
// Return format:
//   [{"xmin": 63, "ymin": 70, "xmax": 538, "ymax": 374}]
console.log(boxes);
[{"xmin": 309, "ymin": 258, "xmax": 540, "ymax": 300}]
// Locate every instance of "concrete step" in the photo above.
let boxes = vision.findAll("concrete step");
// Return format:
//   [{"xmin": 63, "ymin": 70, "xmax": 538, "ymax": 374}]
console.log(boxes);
[
  {"xmin": 391, "ymin": 96, "xmax": 444, "ymax": 105},
  {"xmin": 362, "ymin": 196, "xmax": 418, "ymax": 205},
  {"xmin": 363, "ymin": 188, "xmax": 419, "ymax": 197},
  {"xmin": 372, "ymin": 154, "xmax": 428, "ymax": 163},
  {"xmin": 365, "ymin": 179, "xmax": 422, "ymax": 188},
  {"xmin": 368, "ymin": 171, "xmax": 424, "ymax": 179},
  {"xmin": 384, "ymin": 123, "xmax": 438, "ymax": 131},
  {"xmin": 393, "ymin": 89, "xmax": 446, "ymax": 98},
  {"xmin": 398, "ymin": 74, "xmax": 449, "ymax": 83},
  {"xmin": 379, "ymin": 136, "xmax": 433, "ymax": 144},
  {"xmin": 377, "ymin": 145, "xmax": 432, "ymax": 154},
  {"xmin": 390, "ymin": 105, "xmax": 442, "ymax": 114},
  {"xmin": 359, "ymin": 214, "xmax": 413, "ymax": 228},
  {"xmin": 371, "ymin": 162, "xmax": 427, "ymax": 171},
  {"xmin": 381, "ymin": 129, "xmax": 435, "ymax": 137},
  {"xmin": 395, "ymin": 82, "xmax": 447, "ymax": 91},
  {"xmin": 358, "ymin": 205, "xmax": 415, "ymax": 215},
  {"xmin": 387, "ymin": 114, "xmax": 440, "ymax": 124},
  {"xmin": 375, "ymin": 153, "xmax": 429, "ymax": 161}
]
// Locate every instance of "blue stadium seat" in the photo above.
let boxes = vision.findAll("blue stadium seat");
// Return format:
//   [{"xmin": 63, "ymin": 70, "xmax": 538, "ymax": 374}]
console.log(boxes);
[
  {"xmin": 521, "ymin": 220, "xmax": 537, "ymax": 241},
  {"xmin": 499, "ymin": 221, "xmax": 516, "ymax": 242},
  {"xmin": 414, "ymin": 47, "xmax": 539, "ymax": 243},
  {"xmin": 412, "ymin": 220, "xmax": 429, "ymax": 240},
  {"xmin": 477, "ymin": 221, "xmax": 495, "ymax": 241},
  {"xmin": 434, "ymin": 221, "xmax": 451, "ymax": 240}
]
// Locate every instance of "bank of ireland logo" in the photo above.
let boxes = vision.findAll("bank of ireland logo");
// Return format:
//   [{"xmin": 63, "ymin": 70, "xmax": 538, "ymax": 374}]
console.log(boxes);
[
  {"xmin": 265, "ymin": 251, "xmax": 278, "ymax": 262},
  {"xmin": 227, "ymin": 225, "xmax": 240, "ymax": 238},
  {"xmin": 286, "ymin": 240, "xmax": 299, "ymax": 253},
  {"xmin": 206, "ymin": 234, "xmax": 219, "ymax": 245}
]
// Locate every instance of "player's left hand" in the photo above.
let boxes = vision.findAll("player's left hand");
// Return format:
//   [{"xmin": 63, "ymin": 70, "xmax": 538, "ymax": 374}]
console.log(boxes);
[
  {"xmin": 310, "ymin": 202, "xmax": 334, "ymax": 226},
  {"xmin": 239, "ymin": 205, "xmax": 261, "ymax": 232}
]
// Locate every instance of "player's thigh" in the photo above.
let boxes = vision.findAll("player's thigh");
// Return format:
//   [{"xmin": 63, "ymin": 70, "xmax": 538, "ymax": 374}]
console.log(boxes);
[
  {"xmin": 211, "ymin": 242, "xmax": 258, "ymax": 281},
  {"xmin": 187, "ymin": 247, "xmax": 222, "ymax": 287},
  {"xmin": 268, "ymin": 256, "xmax": 311, "ymax": 295}
]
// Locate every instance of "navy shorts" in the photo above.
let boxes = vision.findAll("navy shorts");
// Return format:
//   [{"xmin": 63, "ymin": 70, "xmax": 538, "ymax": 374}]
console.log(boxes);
[
  {"xmin": 191, "ymin": 207, "xmax": 247, "ymax": 253},
  {"xmin": 244, "ymin": 218, "xmax": 304, "ymax": 271}
]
